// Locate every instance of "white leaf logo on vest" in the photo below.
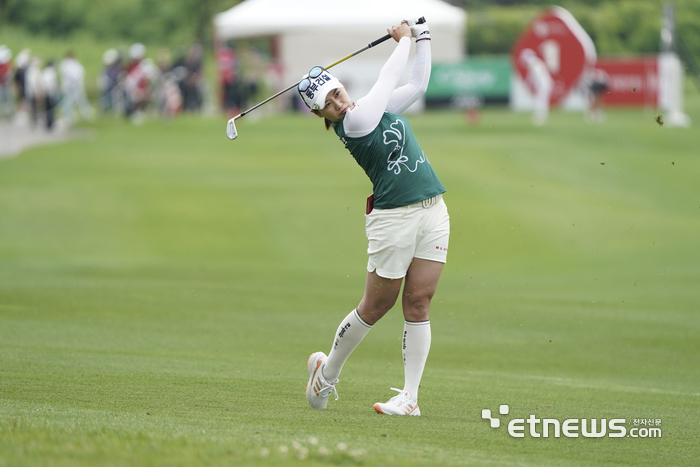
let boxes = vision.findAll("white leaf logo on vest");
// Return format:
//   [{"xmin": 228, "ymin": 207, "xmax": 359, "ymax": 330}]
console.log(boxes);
[{"xmin": 383, "ymin": 119, "xmax": 426, "ymax": 175}]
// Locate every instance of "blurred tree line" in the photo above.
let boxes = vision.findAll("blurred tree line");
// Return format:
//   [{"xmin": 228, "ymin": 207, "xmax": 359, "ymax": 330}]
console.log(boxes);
[
  {"xmin": 0, "ymin": 0, "xmax": 242, "ymax": 45},
  {"xmin": 1, "ymin": 0, "xmax": 698, "ymax": 66}
]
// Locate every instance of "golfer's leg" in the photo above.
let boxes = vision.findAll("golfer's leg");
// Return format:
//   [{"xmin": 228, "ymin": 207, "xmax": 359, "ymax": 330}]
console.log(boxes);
[
  {"xmin": 323, "ymin": 308, "xmax": 372, "ymax": 381},
  {"xmin": 357, "ymin": 270, "xmax": 403, "ymax": 325},
  {"xmin": 401, "ymin": 258, "xmax": 444, "ymax": 400},
  {"xmin": 402, "ymin": 258, "xmax": 442, "ymax": 321},
  {"xmin": 324, "ymin": 271, "xmax": 402, "ymax": 381}
]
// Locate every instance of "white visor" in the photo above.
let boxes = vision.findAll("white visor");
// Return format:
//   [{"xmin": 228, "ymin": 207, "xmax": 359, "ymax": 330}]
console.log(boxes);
[{"xmin": 299, "ymin": 67, "xmax": 342, "ymax": 111}]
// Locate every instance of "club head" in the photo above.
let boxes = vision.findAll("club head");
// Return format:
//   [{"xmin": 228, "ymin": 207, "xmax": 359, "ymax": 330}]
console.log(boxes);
[{"xmin": 226, "ymin": 118, "xmax": 238, "ymax": 140}]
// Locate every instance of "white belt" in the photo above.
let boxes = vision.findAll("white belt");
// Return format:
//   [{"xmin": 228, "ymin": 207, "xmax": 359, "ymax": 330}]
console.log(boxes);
[{"xmin": 410, "ymin": 194, "xmax": 442, "ymax": 209}]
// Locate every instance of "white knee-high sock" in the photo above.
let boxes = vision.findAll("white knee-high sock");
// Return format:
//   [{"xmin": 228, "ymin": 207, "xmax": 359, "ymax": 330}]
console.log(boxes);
[
  {"xmin": 403, "ymin": 320, "xmax": 431, "ymax": 402},
  {"xmin": 323, "ymin": 309, "xmax": 373, "ymax": 381}
]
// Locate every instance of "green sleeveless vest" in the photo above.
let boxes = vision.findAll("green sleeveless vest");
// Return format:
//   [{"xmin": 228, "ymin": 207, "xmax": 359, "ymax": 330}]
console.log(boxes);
[{"xmin": 333, "ymin": 112, "xmax": 445, "ymax": 209}]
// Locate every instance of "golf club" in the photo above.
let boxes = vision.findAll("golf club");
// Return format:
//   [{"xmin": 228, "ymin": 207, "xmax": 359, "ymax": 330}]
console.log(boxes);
[{"xmin": 226, "ymin": 17, "xmax": 426, "ymax": 140}]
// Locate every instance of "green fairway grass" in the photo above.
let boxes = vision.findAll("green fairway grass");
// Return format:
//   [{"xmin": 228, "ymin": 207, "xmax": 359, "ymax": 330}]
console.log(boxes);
[{"xmin": 1, "ymin": 96, "xmax": 699, "ymax": 465}]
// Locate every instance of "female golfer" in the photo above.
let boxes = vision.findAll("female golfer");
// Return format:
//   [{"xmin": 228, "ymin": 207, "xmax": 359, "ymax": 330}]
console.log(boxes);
[{"xmin": 303, "ymin": 20, "xmax": 448, "ymax": 416}]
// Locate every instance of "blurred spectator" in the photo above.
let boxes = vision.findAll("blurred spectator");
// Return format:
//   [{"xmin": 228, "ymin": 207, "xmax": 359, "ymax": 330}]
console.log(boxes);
[
  {"xmin": 153, "ymin": 48, "xmax": 183, "ymax": 118},
  {"xmin": 217, "ymin": 45, "xmax": 240, "ymax": 115},
  {"xmin": 25, "ymin": 56, "xmax": 43, "ymax": 127},
  {"xmin": 182, "ymin": 43, "xmax": 203, "ymax": 112},
  {"xmin": 13, "ymin": 49, "xmax": 31, "ymax": 116},
  {"xmin": 171, "ymin": 46, "xmax": 187, "ymax": 99},
  {"xmin": 586, "ymin": 68, "xmax": 609, "ymax": 123},
  {"xmin": 161, "ymin": 73, "xmax": 183, "ymax": 118},
  {"xmin": 453, "ymin": 94, "xmax": 483, "ymax": 125},
  {"xmin": 42, "ymin": 59, "xmax": 59, "ymax": 131},
  {"xmin": 519, "ymin": 48, "xmax": 553, "ymax": 126},
  {"xmin": 60, "ymin": 51, "xmax": 94, "ymax": 125},
  {"xmin": 140, "ymin": 58, "xmax": 162, "ymax": 107},
  {"xmin": 0, "ymin": 45, "xmax": 13, "ymax": 119},
  {"xmin": 124, "ymin": 43, "xmax": 151, "ymax": 123},
  {"xmin": 98, "ymin": 49, "xmax": 122, "ymax": 114},
  {"xmin": 241, "ymin": 45, "xmax": 264, "ymax": 113}
]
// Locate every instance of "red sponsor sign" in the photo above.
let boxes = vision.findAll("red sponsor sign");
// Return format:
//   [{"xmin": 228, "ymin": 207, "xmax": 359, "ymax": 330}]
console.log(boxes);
[
  {"xmin": 595, "ymin": 57, "xmax": 658, "ymax": 106},
  {"xmin": 512, "ymin": 6, "xmax": 596, "ymax": 105}
]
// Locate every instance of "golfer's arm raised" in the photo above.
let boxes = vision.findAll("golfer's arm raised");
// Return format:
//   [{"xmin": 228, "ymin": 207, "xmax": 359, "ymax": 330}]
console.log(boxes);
[
  {"xmin": 343, "ymin": 31, "xmax": 412, "ymax": 137},
  {"xmin": 386, "ymin": 39, "xmax": 431, "ymax": 114}
]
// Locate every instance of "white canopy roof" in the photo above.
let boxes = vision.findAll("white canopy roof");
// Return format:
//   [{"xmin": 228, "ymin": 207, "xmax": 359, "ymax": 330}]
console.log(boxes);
[{"xmin": 214, "ymin": 0, "xmax": 465, "ymax": 40}]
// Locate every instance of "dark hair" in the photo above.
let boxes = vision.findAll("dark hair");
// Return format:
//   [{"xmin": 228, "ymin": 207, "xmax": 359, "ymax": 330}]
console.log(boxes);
[{"xmin": 324, "ymin": 118, "xmax": 332, "ymax": 130}]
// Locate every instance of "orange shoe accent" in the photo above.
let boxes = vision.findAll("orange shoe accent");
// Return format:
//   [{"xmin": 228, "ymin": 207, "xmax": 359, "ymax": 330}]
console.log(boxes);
[
  {"xmin": 306, "ymin": 351, "xmax": 337, "ymax": 409},
  {"xmin": 373, "ymin": 403, "xmax": 384, "ymax": 414},
  {"xmin": 306, "ymin": 357, "xmax": 323, "ymax": 408},
  {"xmin": 311, "ymin": 360, "xmax": 322, "ymax": 386}
]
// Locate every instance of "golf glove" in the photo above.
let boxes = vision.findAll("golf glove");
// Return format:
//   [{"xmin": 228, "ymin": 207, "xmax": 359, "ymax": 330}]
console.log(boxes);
[{"xmin": 405, "ymin": 18, "xmax": 431, "ymax": 42}]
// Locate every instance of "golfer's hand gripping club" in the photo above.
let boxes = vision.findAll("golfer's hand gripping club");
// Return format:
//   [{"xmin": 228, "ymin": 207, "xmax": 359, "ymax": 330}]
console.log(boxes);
[
  {"xmin": 226, "ymin": 17, "xmax": 426, "ymax": 140},
  {"xmin": 405, "ymin": 17, "xmax": 430, "ymax": 41}
]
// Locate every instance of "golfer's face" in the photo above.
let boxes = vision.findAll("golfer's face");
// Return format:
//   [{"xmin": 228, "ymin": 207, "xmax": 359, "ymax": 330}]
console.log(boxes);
[{"xmin": 318, "ymin": 86, "xmax": 353, "ymax": 122}]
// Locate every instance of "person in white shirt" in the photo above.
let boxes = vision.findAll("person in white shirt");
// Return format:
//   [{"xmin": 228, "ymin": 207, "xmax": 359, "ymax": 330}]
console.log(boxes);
[
  {"xmin": 24, "ymin": 56, "xmax": 43, "ymax": 127},
  {"xmin": 59, "ymin": 51, "xmax": 93, "ymax": 125},
  {"xmin": 519, "ymin": 48, "xmax": 553, "ymax": 126},
  {"xmin": 124, "ymin": 43, "xmax": 151, "ymax": 123}
]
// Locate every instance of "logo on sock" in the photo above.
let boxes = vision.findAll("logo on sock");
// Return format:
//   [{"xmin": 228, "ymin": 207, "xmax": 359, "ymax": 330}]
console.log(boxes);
[
  {"xmin": 338, "ymin": 322, "xmax": 351, "ymax": 338},
  {"xmin": 334, "ymin": 322, "xmax": 352, "ymax": 349}
]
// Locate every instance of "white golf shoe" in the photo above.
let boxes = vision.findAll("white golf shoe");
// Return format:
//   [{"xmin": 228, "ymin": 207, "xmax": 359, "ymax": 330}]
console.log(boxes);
[
  {"xmin": 305, "ymin": 352, "xmax": 338, "ymax": 409},
  {"xmin": 373, "ymin": 388, "xmax": 420, "ymax": 416}
]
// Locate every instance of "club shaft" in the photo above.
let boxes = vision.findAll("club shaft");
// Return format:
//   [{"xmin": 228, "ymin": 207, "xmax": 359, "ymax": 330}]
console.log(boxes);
[
  {"xmin": 325, "ymin": 16, "xmax": 424, "ymax": 70},
  {"xmin": 238, "ymin": 81, "xmax": 300, "ymax": 119},
  {"xmin": 324, "ymin": 34, "xmax": 392, "ymax": 69},
  {"xmin": 232, "ymin": 17, "xmax": 425, "ymax": 122},
  {"xmin": 236, "ymin": 35, "xmax": 395, "ymax": 120}
]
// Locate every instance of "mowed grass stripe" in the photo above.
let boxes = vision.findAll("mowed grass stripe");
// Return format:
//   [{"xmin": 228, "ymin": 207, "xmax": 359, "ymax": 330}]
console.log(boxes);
[{"xmin": 1, "ymin": 94, "xmax": 699, "ymax": 465}]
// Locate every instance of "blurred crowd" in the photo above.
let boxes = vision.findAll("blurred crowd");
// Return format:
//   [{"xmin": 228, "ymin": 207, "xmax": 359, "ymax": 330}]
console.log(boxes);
[
  {"xmin": 2, "ymin": 40, "xmax": 310, "ymax": 129},
  {"xmin": 0, "ymin": 42, "xmax": 208, "ymax": 129},
  {"xmin": 1, "ymin": 44, "xmax": 94, "ymax": 130},
  {"xmin": 98, "ymin": 43, "xmax": 205, "ymax": 124}
]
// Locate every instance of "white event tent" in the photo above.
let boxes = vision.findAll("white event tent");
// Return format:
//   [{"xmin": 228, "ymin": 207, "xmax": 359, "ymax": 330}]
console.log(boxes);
[{"xmin": 213, "ymin": 0, "xmax": 466, "ymax": 108}]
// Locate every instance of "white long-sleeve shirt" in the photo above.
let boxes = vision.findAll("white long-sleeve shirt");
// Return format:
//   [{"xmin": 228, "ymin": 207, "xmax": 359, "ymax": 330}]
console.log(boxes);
[{"xmin": 342, "ymin": 37, "xmax": 431, "ymax": 138}]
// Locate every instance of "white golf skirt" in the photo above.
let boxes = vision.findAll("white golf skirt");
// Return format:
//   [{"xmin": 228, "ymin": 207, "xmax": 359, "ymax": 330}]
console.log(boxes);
[{"xmin": 365, "ymin": 195, "xmax": 450, "ymax": 279}]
